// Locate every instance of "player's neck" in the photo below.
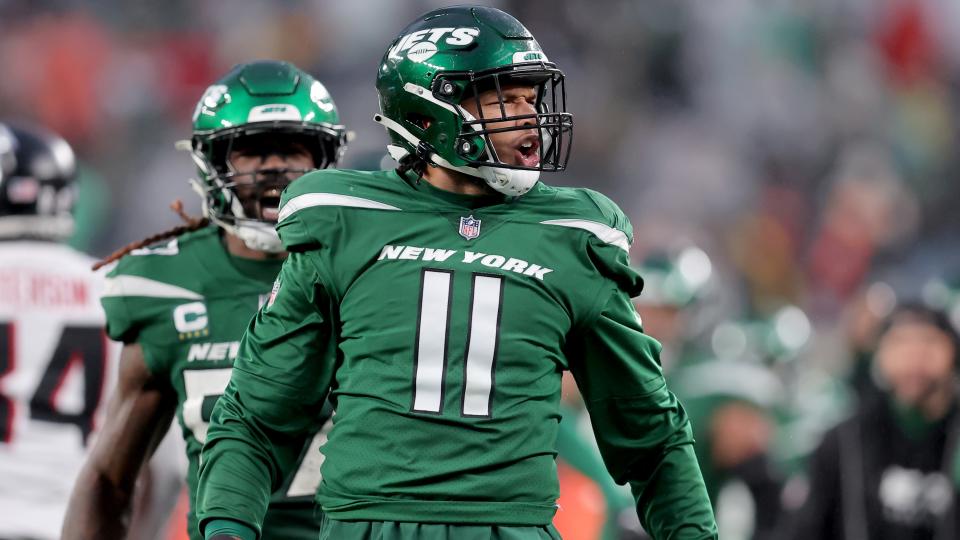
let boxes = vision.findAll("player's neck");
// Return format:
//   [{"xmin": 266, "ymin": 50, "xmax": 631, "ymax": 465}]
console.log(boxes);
[
  {"xmin": 223, "ymin": 233, "xmax": 287, "ymax": 261},
  {"xmin": 421, "ymin": 165, "xmax": 496, "ymax": 196}
]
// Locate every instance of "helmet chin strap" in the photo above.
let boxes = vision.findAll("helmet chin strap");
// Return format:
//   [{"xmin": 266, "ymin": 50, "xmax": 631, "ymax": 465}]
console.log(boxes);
[
  {"xmin": 374, "ymin": 113, "xmax": 539, "ymax": 197},
  {"xmin": 433, "ymin": 153, "xmax": 539, "ymax": 197},
  {"xmin": 189, "ymin": 178, "xmax": 285, "ymax": 253}
]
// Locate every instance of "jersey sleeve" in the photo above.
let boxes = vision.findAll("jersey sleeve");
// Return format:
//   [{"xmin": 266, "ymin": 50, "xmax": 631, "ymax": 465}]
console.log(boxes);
[
  {"xmin": 566, "ymin": 288, "xmax": 717, "ymax": 539},
  {"xmin": 98, "ymin": 260, "xmax": 191, "ymax": 375},
  {"xmin": 196, "ymin": 251, "xmax": 336, "ymax": 537},
  {"xmin": 100, "ymin": 267, "xmax": 139, "ymax": 344}
]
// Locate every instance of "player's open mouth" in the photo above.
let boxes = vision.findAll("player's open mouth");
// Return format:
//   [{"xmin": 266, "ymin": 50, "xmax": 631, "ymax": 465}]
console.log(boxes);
[
  {"xmin": 514, "ymin": 136, "xmax": 540, "ymax": 168},
  {"xmin": 261, "ymin": 205, "xmax": 279, "ymax": 221},
  {"xmin": 259, "ymin": 192, "xmax": 282, "ymax": 221}
]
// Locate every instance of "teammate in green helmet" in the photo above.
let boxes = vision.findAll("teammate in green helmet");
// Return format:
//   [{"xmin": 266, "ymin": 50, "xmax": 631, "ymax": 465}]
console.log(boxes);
[
  {"xmin": 197, "ymin": 7, "xmax": 716, "ymax": 540},
  {"xmin": 631, "ymin": 245, "xmax": 715, "ymax": 373},
  {"xmin": 62, "ymin": 60, "xmax": 347, "ymax": 540},
  {"xmin": 188, "ymin": 60, "xmax": 347, "ymax": 253}
]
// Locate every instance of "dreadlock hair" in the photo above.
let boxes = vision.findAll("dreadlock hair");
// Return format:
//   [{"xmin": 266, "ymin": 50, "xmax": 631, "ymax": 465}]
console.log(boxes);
[
  {"xmin": 395, "ymin": 152, "xmax": 429, "ymax": 180},
  {"xmin": 92, "ymin": 200, "xmax": 209, "ymax": 270}
]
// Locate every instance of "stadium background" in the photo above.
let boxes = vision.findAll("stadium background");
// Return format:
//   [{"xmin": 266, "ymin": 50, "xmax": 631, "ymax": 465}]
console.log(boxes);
[{"xmin": 2, "ymin": 0, "xmax": 960, "ymax": 539}]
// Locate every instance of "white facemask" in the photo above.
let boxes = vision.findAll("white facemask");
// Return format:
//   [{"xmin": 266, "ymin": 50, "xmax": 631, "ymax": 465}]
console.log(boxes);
[{"xmin": 231, "ymin": 221, "xmax": 284, "ymax": 253}]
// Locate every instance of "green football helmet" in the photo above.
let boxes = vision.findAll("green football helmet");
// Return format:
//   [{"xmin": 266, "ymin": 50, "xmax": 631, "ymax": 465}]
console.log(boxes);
[
  {"xmin": 710, "ymin": 306, "xmax": 813, "ymax": 366},
  {"xmin": 633, "ymin": 246, "xmax": 714, "ymax": 307},
  {"xmin": 184, "ymin": 60, "xmax": 347, "ymax": 252},
  {"xmin": 374, "ymin": 6, "xmax": 573, "ymax": 197}
]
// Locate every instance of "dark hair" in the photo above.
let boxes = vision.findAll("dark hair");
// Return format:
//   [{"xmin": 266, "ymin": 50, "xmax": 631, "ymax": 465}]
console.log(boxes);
[
  {"xmin": 92, "ymin": 200, "xmax": 209, "ymax": 270},
  {"xmin": 395, "ymin": 152, "xmax": 429, "ymax": 179},
  {"xmin": 878, "ymin": 301, "xmax": 960, "ymax": 360}
]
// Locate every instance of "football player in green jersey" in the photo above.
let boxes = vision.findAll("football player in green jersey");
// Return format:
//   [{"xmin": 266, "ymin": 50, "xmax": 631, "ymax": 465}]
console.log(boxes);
[
  {"xmin": 62, "ymin": 60, "xmax": 347, "ymax": 540},
  {"xmin": 197, "ymin": 7, "xmax": 717, "ymax": 540}
]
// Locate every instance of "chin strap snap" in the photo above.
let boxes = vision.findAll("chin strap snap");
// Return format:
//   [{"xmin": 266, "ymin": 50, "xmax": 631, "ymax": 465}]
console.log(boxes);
[{"xmin": 415, "ymin": 140, "xmax": 438, "ymax": 165}]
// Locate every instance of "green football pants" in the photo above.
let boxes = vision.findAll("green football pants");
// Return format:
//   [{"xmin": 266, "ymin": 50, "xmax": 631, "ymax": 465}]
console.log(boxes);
[
  {"xmin": 259, "ymin": 503, "xmax": 322, "ymax": 539},
  {"xmin": 318, "ymin": 518, "xmax": 562, "ymax": 540}
]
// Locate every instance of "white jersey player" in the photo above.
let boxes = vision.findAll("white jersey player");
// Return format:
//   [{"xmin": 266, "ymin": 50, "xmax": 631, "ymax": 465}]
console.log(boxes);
[{"xmin": 0, "ymin": 124, "xmax": 119, "ymax": 539}]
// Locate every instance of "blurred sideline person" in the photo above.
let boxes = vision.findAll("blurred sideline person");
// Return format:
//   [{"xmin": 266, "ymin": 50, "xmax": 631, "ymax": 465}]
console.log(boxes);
[
  {"xmin": 785, "ymin": 303, "xmax": 960, "ymax": 540},
  {"xmin": 839, "ymin": 281, "xmax": 899, "ymax": 406},
  {"xmin": 633, "ymin": 246, "xmax": 786, "ymax": 540},
  {"xmin": 631, "ymin": 246, "xmax": 714, "ymax": 374},
  {"xmin": 61, "ymin": 60, "xmax": 348, "ymax": 540},
  {"xmin": 196, "ymin": 6, "xmax": 716, "ymax": 540},
  {"xmin": 0, "ymin": 123, "xmax": 117, "ymax": 539},
  {"xmin": 670, "ymin": 316, "xmax": 788, "ymax": 540}
]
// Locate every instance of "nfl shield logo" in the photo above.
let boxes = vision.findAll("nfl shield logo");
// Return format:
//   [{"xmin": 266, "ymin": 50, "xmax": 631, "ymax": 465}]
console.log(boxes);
[
  {"xmin": 266, "ymin": 278, "xmax": 282, "ymax": 309},
  {"xmin": 459, "ymin": 215, "xmax": 482, "ymax": 240}
]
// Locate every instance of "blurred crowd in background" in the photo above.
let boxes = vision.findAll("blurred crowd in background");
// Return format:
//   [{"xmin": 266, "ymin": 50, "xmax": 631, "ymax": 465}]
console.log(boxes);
[{"xmin": 3, "ymin": 0, "xmax": 960, "ymax": 539}]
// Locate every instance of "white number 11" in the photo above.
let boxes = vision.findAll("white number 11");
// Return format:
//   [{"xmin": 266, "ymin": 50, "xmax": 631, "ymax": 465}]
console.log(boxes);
[{"xmin": 413, "ymin": 270, "xmax": 504, "ymax": 418}]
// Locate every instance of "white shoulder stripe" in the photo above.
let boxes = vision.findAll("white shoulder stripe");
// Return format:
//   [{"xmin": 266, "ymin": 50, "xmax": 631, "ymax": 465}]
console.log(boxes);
[
  {"xmin": 102, "ymin": 275, "xmax": 202, "ymax": 300},
  {"xmin": 540, "ymin": 219, "xmax": 630, "ymax": 252},
  {"xmin": 278, "ymin": 193, "xmax": 400, "ymax": 222}
]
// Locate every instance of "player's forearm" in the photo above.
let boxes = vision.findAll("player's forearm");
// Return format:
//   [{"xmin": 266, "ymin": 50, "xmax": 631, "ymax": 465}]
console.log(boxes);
[
  {"xmin": 196, "ymin": 436, "xmax": 273, "ymax": 538},
  {"xmin": 61, "ymin": 466, "xmax": 134, "ymax": 540},
  {"xmin": 630, "ymin": 442, "xmax": 717, "ymax": 539},
  {"xmin": 196, "ymin": 388, "xmax": 283, "ymax": 535},
  {"xmin": 582, "ymin": 384, "xmax": 717, "ymax": 538},
  {"xmin": 623, "ymin": 395, "xmax": 717, "ymax": 538}
]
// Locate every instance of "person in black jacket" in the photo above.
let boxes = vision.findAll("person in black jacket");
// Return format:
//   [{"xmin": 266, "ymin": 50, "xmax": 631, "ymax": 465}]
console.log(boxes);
[{"xmin": 785, "ymin": 302, "xmax": 960, "ymax": 540}]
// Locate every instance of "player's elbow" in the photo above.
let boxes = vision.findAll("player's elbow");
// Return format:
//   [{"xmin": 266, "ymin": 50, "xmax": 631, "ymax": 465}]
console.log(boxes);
[{"xmin": 80, "ymin": 460, "xmax": 139, "ymax": 507}]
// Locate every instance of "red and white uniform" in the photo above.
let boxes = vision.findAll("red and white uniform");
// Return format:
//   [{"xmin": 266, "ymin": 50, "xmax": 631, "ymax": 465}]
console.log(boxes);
[{"xmin": 0, "ymin": 241, "xmax": 118, "ymax": 539}]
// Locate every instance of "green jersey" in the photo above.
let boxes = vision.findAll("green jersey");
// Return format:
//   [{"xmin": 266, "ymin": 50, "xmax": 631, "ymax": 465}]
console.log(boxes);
[
  {"xmin": 100, "ymin": 227, "xmax": 325, "ymax": 540},
  {"xmin": 197, "ymin": 170, "xmax": 717, "ymax": 539}
]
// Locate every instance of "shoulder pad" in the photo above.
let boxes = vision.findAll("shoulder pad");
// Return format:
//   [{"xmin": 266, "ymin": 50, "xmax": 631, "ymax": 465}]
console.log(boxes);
[
  {"xmin": 107, "ymin": 227, "xmax": 214, "ymax": 282},
  {"xmin": 101, "ymin": 232, "xmax": 210, "ymax": 343},
  {"xmin": 580, "ymin": 188, "xmax": 633, "ymax": 241},
  {"xmin": 537, "ymin": 186, "xmax": 633, "ymax": 251},
  {"xmin": 277, "ymin": 169, "xmax": 402, "ymax": 250},
  {"xmin": 536, "ymin": 186, "xmax": 641, "ymax": 296}
]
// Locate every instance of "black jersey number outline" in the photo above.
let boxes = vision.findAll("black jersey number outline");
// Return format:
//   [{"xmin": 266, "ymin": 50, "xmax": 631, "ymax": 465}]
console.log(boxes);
[{"xmin": 0, "ymin": 322, "xmax": 107, "ymax": 443}]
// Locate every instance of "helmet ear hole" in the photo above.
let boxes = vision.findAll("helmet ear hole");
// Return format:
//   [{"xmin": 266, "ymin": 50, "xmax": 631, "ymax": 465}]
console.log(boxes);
[{"xmin": 406, "ymin": 112, "xmax": 433, "ymax": 132}]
